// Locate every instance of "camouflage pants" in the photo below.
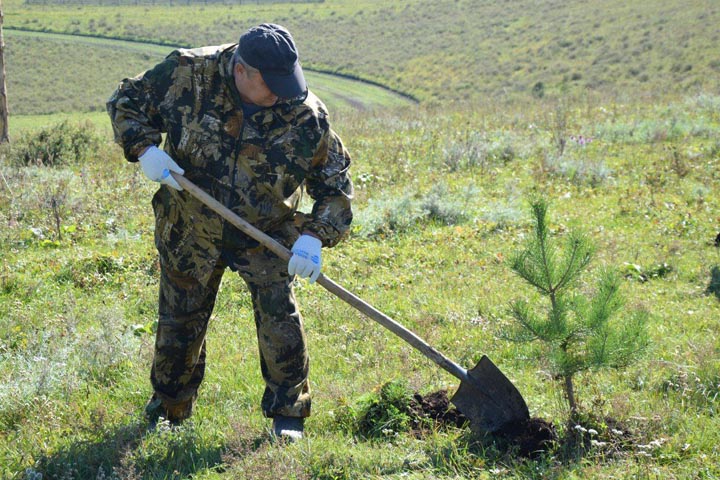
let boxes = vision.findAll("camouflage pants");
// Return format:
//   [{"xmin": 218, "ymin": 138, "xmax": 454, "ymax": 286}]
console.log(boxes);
[{"xmin": 151, "ymin": 243, "xmax": 311, "ymax": 421}]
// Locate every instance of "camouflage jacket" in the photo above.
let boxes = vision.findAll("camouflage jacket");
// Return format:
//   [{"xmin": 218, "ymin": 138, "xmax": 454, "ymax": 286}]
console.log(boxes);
[{"xmin": 107, "ymin": 44, "xmax": 353, "ymax": 285}]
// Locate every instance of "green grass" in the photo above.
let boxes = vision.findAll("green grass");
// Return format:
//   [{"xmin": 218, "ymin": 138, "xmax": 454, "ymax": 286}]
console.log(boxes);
[
  {"xmin": 7, "ymin": 111, "xmax": 113, "ymax": 136},
  {"xmin": 1, "ymin": 93, "xmax": 719, "ymax": 478},
  {"xmin": 4, "ymin": 0, "xmax": 720, "ymax": 103}
]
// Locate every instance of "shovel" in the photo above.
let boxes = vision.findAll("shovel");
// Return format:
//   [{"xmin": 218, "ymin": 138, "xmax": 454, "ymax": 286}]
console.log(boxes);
[{"xmin": 172, "ymin": 173, "xmax": 530, "ymax": 434}]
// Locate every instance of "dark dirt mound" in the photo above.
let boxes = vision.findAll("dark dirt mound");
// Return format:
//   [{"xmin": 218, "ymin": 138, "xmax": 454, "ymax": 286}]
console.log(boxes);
[
  {"xmin": 409, "ymin": 390, "xmax": 467, "ymax": 429},
  {"xmin": 394, "ymin": 388, "xmax": 639, "ymax": 461},
  {"xmin": 408, "ymin": 390, "xmax": 556, "ymax": 457},
  {"xmin": 495, "ymin": 417, "xmax": 558, "ymax": 457}
]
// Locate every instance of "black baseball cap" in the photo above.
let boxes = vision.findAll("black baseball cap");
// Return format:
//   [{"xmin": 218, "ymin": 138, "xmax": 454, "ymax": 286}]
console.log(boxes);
[{"xmin": 238, "ymin": 23, "xmax": 307, "ymax": 99}]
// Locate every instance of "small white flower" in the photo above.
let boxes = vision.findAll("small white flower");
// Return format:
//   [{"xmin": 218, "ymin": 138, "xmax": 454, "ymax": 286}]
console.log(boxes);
[
  {"xmin": 587, "ymin": 428, "xmax": 598, "ymax": 435},
  {"xmin": 24, "ymin": 468, "xmax": 43, "ymax": 480},
  {"xmin": 155, "ymin": 417, "xmax": 172, "ymax": 433}
]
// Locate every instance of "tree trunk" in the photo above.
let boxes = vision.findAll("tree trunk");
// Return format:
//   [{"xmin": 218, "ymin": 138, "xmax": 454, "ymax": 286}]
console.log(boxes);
[
  {"xmin": 564, "ymin": 374, "xmax": 577, "ymax": 413},
  {"xmin": 0, "ymin": 1, "xmax": 9, "ymax": 143}
]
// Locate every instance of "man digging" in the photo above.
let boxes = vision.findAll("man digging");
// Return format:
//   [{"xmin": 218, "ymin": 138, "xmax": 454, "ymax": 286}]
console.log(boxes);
[{"xmin": 107, "ymin": 23, "xmax": 353, "ymax": 441}]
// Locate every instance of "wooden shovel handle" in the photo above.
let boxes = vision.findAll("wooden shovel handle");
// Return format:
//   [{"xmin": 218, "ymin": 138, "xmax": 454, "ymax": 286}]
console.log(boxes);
[{"xmin": 173, "ymin": 173, "xmax": 470, "ymax": 383}]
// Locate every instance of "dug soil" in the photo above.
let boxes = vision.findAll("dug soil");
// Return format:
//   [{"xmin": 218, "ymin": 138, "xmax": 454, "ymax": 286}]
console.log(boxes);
[
  {"xmin": 410, "ymin": 389, "xmax": 557, "ymax": 457},
  {"xmin": 407, "ymin": 389, "xmax": 645, "ymax": 461},
  {"xmin": 495, "ymin": 417, "xmax": 558, "ymax": 457},
  {"xmin": 409, "ymin": 389, "xmax": 468, "ymax": 428}
]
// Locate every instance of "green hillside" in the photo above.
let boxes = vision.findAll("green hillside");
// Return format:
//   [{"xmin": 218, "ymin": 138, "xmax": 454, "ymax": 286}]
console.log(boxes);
[
  {"xmin": 3, "ymin": 29, "xmax": 411, "ymax": 119},
  {"xmin": 4, "ymin": 0, "xmax": 720, "ymax": 103}
]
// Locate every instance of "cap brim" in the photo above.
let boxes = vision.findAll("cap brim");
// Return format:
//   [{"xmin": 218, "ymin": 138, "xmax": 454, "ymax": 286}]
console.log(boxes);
[{"xmin": 261, "ymin": 62, "xmax": 307, "ymax": 99}]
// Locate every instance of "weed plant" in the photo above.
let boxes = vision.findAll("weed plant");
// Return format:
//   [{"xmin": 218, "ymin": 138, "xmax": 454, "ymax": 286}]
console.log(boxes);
[{"xmin": 346, "ymin": 380, "xmax": 415, "ymax": 440}]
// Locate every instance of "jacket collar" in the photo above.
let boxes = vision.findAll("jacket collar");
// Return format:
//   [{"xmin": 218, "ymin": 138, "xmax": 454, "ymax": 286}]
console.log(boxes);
[{"xmin": 220, "ymin": 45, "xmax": 245, "ymax": 109}]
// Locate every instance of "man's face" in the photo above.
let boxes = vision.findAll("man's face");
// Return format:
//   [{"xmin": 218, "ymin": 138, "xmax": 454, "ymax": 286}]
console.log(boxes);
[{"xmin": 234, "ymin": 63, "xmax": 278, "ymax": 107}]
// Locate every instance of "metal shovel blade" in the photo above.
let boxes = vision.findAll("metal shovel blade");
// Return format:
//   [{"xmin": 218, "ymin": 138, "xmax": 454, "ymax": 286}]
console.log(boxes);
[{"xmin": 450, "ymin": 355, "xmax": 530, "ymax": 435}]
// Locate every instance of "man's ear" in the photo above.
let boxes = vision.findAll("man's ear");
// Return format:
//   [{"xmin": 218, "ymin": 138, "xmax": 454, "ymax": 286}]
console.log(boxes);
[{"xmin": 234, "ymin": 62, "xmax": 245, "ymax": 77}]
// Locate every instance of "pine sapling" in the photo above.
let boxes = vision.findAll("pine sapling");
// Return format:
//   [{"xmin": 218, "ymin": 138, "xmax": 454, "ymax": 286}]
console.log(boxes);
[{"xmin": 504, "ymin": 199, "xmax": 649, "ymax": 414}]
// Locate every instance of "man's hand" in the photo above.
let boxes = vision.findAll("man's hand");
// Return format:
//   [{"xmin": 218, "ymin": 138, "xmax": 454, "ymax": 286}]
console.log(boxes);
[
  {"xmin": 139, "ymin": 146, "xmax": 185, "ymax": 190},
  {"xmin": 288, "ymin": 234, "xmax": 322, "ymax": 283}
]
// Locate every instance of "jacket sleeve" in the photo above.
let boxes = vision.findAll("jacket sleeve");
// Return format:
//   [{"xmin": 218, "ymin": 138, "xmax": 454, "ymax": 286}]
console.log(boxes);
[
  {"xmin": 303, "ymin": 128, "xmax": 354, "ymax": 248},
  {"xmin": 106, "ymin": 54, "xmax": 180, "ymax": 162}
]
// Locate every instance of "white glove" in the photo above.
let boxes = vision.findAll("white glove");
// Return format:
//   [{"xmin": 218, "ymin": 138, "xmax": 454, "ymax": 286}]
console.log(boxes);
[
  {"xmin": 288, "ymin": 234, "xmax": 322, "ymax": 283},
  {"xmin": 139, "ymin": 146, "xmax": 185, "ymax": 190}
]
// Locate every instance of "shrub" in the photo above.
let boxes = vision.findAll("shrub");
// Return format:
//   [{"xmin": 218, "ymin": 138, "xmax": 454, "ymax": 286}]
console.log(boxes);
[
  {"xmin": 685, "ymin": 94, "xmax": 720, "ymax": 121},
  {"xmin": 356, "ymin": 194, "xmax": 425, "ymax": 238},
  {"xmin": 480, "ymin": 199, "xmax": 524, "ymax": 230},
  {"xmin": 443, "ymin": 137, "xmax": 480, "ymax": 172},
  {"xmin": 11, "ymin": 120, "xmax": 104, "ymax": 167},
  {"xmin": 532, "ymin": 82, "xmax": 545, "ymax": 98},
  {"xmin": 594, "ymin": 112, "xmax": 715, "ymax": 145},
  {"xmin": 442, "ymin": 131, "xmax": 517, "ymax": 172},
  {"xmin": 541, "ymin": 151, "xmax": 612, "ymax": 187},
  {"xmin": 356, "ymin": 183, "xmax": 472, "ymax": 237},
  {"xmin": 420, "ymin": 183, "xmax": 470, "ymax": 226},
  {"xmin": 0, "ymin": 306, "xmax": 138, "ymax": 430}
]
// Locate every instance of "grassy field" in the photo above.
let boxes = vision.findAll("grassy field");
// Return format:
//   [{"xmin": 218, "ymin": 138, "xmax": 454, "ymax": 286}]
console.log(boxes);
[
  {"xmin": 1, "ymin": 0, "xmax": 720, "ymax": 479},
  {"xmin": 4, "ymin": 0, "xmax": 720, "ymax": 103},
  {"xmin": 1, "ymin": 94, "xmax": 719, "ymax": 479}
]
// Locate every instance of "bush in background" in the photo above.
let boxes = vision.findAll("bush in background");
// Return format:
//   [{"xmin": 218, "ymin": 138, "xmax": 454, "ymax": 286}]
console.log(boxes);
[
  {"xmin": 356, "ymin": 183, "xmax": 472, "ymax": 237},
  {"xmin": 9, "ymin": 120, "xmax": 104, "ymax": 167}
]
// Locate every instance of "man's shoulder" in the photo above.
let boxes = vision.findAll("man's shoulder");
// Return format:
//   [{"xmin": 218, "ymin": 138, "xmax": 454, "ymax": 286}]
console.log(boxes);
[
  {"xmin": 284, "ymin": 90, "xmax": 329, "ymax": 129},
  {"xmin": 165, "ymin": 44, "xmax": 235, "ymax": 65},
  {"xmin": 302, "ymin": 90, "xmax": 329, "ymax": 119}
]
